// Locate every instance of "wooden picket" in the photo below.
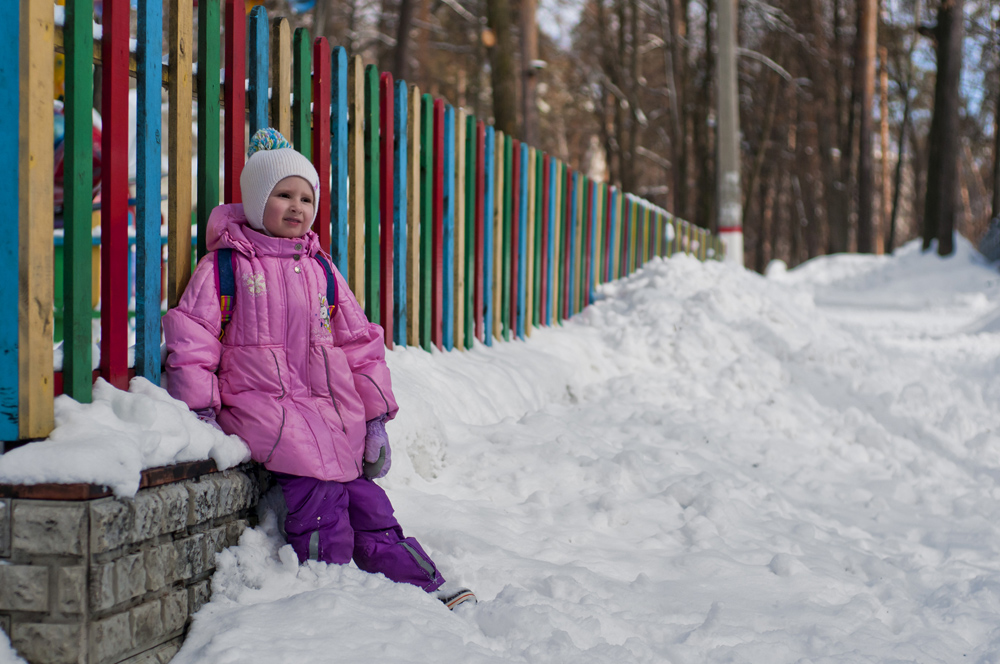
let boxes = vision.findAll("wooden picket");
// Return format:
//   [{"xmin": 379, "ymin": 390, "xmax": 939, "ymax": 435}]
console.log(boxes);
[{"xmin": 2, "ymin": 3, "xmax": 724, "ymax": 443}]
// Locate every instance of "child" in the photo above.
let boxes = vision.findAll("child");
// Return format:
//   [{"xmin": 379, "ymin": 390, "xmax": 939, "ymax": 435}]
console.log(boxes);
[{"xmin": 163, "ymin": 128, "xmax": 475, "ymax": 610}]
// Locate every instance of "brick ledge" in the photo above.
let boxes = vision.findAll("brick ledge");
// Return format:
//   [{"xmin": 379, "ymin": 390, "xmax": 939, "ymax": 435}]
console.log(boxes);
[{"xmin": 0, "ymin": 459, "xmax": 221, "ymax": 500}]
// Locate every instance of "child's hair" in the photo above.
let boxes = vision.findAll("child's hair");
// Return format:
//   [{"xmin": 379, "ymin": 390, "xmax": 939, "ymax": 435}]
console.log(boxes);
[{"xmin": 239, "ymin": 128, "xmax": 321, "ymax": 231}]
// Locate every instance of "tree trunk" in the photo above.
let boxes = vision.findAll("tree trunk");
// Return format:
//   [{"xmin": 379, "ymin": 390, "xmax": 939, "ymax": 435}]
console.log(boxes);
[
  {"xmin": 855, "ymin": 0, "xmax": 877, "ymax": 253},
  {"xmin": 888, "ymin": 86, "xmax": 911, "ymax": 254},
  {"xmin": 922, "ymin": 0, "xmax": 964, "ymax": 256},
  {"xmin": 393, "ymin": 0, "xmax": 417, "ymax": 81},
  {"xmin": 669, "ymin": 0, "xmax": 689, "ymax": 219},
  {"xmin": 697, "ymin": 0, "xmax": 715, "ymax": 230},
  {"xmin": 993, "ymin": 51, "xmax": 1000, "ymax": 220},
  {"xmin": 520, "ymin": 0, "xmax": 539, "ymax": 145},
  {"xmin": 486, "ymin": 0, "xmax": 517, "ymax": 136}
]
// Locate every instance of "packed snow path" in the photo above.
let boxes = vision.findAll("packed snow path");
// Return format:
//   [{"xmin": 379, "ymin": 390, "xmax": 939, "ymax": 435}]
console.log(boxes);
[{"xmin": 5, "ymin": 239, "xmax": 999, "ymax": 663}]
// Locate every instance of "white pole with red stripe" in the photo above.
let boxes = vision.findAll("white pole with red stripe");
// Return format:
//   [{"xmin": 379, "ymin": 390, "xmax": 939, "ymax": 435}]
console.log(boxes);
[{"xmin": 717, "ymin": 0, "xmax": 743, "ymax": 266}]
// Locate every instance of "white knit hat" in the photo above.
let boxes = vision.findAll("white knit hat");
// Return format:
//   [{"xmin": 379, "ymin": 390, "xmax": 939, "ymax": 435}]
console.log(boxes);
[{"xmin": 240, "ymin": 128, "xmax": 321, "ymax": 232}]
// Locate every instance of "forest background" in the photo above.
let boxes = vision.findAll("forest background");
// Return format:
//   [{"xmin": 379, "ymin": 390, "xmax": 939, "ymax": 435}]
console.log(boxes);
[{"xmin": 199, "ymin": 0, "xmax": 998, "ymax": 273}]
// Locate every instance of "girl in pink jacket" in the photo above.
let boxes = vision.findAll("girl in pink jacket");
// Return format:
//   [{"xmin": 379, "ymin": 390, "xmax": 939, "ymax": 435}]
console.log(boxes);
[{"xmin": 164, "ymin": 129, "xmax": 474, "ymax": 610}]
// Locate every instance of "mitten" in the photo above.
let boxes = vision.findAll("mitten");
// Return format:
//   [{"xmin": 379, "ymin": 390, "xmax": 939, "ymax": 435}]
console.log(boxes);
[
  {"xmin": 194, "ymin": 407, "xmax": 223, "ymax": 432},
  {"xmin": 363, "ymin": 416, "xmax": 391, "ymax": 479}
]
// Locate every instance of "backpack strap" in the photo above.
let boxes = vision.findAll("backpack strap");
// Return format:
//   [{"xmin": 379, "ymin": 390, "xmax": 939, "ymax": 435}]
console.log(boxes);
[
  {"xmin": 314, "ymin": 253, "xmax": 339, "ymax": 320},
  {"xmin": 215, "ymin": 248, "xmax": 236, "ymax": 339}
]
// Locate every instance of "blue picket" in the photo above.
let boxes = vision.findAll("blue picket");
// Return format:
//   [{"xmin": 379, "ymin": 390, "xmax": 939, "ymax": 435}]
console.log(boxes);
[
  {"xmin": 482, "ymin": 125, "xmax": 495, "ymax": 346},
  {"xmin": 393, "ymin": 80, "xmax": 407, "ymax": 347},
  {"xmin": 330, "ymin": 46, "xmax": 348, "ymax": 272},
  {"xmin": 588, "ymin": 178, "xmax": 597, "ymax": 305},
  {"xmin": 135, "ymin": 0, "xmax": 163, "ymax": 383},
  {"xmin": 608, "ymin": 187, "xmax": 618, "ymax": 281},
  {"xmin": 247, "ymin": 7, "xmax": 269, "ymax": 135},
  {"xmin": 517, "ymin": 143, "xmax": 528, "ymax": 339},
  {"xmin": 0, "ymin": 5, "xmax": 17, "ymax": 439},
  {"xmin": 568, "ymin": 171, "xmax": 578, "ymax": 316},
  {"xmin": 442, "ymin": 105, "xmax": 455, "ymax": 351},
  {"xmin": 546, "ymin": 156, "xmax": 556, "ymax": 326}
]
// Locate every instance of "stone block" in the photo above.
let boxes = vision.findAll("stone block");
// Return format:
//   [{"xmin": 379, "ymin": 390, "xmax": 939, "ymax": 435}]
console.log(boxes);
[
  {"xmin": 12, "ymin": 502, "xmax": 87, "ymax": 557},
  {"xmin": 0, "ymin": 565, "xmax": 49, "ymax": 612},
  {"xmin": 130, "ymin": 600, "xmax": 163, "ymax": 651},
  {"xmin": 225, "ymin": 519, "xmax": 248, "ymax": 548},
  {"xmin": 115, "ymin": 553, "xmax": 147, "ymax": 604},
  {"xmin": 89, "ymin": 562, "xmax": 115, "ymax": 612},
  {"xmin": 132, "ymin": 485, "xmax": 188, "ymax": 543},
  {"xmin": 189, "ymin": 580, "xmax": 211, "ymax": 616},
  {"xmin": 162, "ymin": 589, "xmax": 187, "ymax": 633},
  {"xmin": 11, "ymin": 622, "xmax": 82, "ymax": 664},
  {"xmin": 56, "ymin": 566, "xmax": 86, "ymax": 615},
  {"xmin": 173, "ymin": 534, "xmax": 205, "ymax": 582},
  {"xmin": 143, "ymin": 542, "xmax": 178, "ymax": 592},
  {"xmin": 90, "ymin": 498, "xmax": 134, "ymax": 554},
  {"xmin": 0, "ymin": 499, "xmax": 11, "ymax": 558},
  {"xmin": 203, "ymin": 526, "xmax": 227, "ymax": 571},
  {"xmin": 118, "ymin": 637, "xmax": 182, "ymax": 664},
  {"xmin": 187, "ymin": 478, "xmax": 222, "ymax": 526},
  {"xmin": 89, "ymin": 613, "xmax": 131, "ymax": 664},
  {"xmin": 226, "ymin": 471, "xmax": 256, "ymax": 514}
]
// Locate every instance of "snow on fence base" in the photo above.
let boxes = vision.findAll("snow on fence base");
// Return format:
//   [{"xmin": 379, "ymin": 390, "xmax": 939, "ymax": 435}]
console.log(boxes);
[{"xmin": 0, "ymin": 465, "xmax": 264, "ymax": 664}]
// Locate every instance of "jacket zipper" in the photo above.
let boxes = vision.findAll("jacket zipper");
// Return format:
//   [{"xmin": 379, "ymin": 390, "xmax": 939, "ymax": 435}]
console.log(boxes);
[
  {"xmin": 269, "ymin": 349, "xmax": 286, "ymax": 399},
  {"xmin": 360, "ymin": 373, "xmax": 391, "ymax": 413},
  {"xmin": 322, "ymin": 348, "xmax": 347, "ymax": 433},
  {"xmin": 264, "ymin": 407, "xmax": 286, "ymax": 463}
]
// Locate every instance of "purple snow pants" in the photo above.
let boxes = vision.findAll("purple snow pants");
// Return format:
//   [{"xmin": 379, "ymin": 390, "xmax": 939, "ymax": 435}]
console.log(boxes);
[{"xmin": 274, "ymin": 473, "xmax": 445, "ymax": 592}]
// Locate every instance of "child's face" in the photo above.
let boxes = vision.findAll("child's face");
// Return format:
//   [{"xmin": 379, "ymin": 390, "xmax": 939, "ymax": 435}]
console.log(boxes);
[{"xmin": 261, "ymin": 176, "xmax": 316, "ymax": 238}]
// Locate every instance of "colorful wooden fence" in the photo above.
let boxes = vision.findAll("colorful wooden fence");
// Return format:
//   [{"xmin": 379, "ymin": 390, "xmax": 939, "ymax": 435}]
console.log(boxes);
[{"xmin": 1, "ymin": 0, "xmax": 723, "ymax": 443}]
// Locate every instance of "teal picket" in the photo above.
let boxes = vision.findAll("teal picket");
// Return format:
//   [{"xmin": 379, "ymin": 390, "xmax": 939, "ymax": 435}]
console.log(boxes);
[
  {"xmin": 393, "ymin": 80, "xmax": 408, "ymax": 346},
  {"xmin": 442, "ymin": 105, "xmax": 455, "ymax": 351},
  {"xmin": 330, "ymin": 46, "xmax": 348, "ymax": 273},
  {"xmin": 482, "ymin": 125, "xmax": 496, "ymax": 346},
  {"xmin": 517, "ymin": 143, "xmax": 528, "ymax": 339},
  {"xmin": 0, "ymin": 3, "xmax": 17, "ymax": 438},
  {"xmin": 247, "ymin": 7, "xmax": 269, "ymax": 135}
]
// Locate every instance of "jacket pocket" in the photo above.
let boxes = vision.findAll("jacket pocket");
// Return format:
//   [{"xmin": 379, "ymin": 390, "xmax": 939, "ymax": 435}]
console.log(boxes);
[{"xmin": 321, "ymin": 347, "xmax": 347, "ymax": 433}]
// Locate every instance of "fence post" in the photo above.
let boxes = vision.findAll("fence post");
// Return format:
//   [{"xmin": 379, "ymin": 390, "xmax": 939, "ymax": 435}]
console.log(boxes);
[
  {"xmin": 474, "ymin": 120, "xmax": 486, "ymax": 344},
  {"xmin": 517, "ymin": 143, "xmax": 528, "ymax": 338},
  {"xmin": 393, "ymin": 79, "xmax": 408, "ymax": 347},
  {"xmin": 431, "ymin": 99, "xmax": 445, "ymax": 350},
  {"xmin": 292, "ymin": 28, "xmax": 311, "ymax": 159},
  {"xmin": 419, "ymin": 94, "xmax": 433, "ymax": 351},
  {"xmin": 347, "ymin": 55, "xmax": 364, "ymax": 301},
  {"xmin": 136, "ymin": 0, "xmax": 163, "ymax": 383},
  {"xmin": 330, "ymin": 46, "xmax": 348, "ymax": 272},
  {"xmin": 482, "ymin": 124, "xmax": 495, "ymax": 345},
  {"xmin": 0, "ymin": 0, "xmax": 16, "ymax": 438},
  {"xmin": 492, "ymin": 130, "xmax": 504, "ymax": 342},
  {"xmin": 378, "ymin": 71, "xmax": 394, "ymax": 348},
  {"xmin": 406, "ymin": 85, "xmax": 421, "ymax": 347},
  {"xmin": 63, "ymin": 0, "xmax": 95, "ymax": 401},
  {"xmin": 270, "ymin": 18, "xmax": 292, "ymax": 141},
  {"xmin": 223, "ymin": 0, "xmax": 245, "ymax": 203},
  {"xmin": 312, "ymin": 37, "xmax": 331, "ymax": 251},
  {"xmin": 363, "ymin": 65, "xmax": 380, "ymax": 323},
  {"xmin": 248, "ymin": 7, "xmax": 269, "ymax": 136},
  {"xmin": 196, "ymin": 0, "xmax": 220, "ymax": 259},
  {"xmin": 442, "ymin": 105, "xmax": 455, "ymax": 351},
  {"xmin": 501, "ymin": 135, "xmax": 513, "ymax": 341},
  {"xmin": 451, "ymin": 109, "xmax": 464, "ymax": 351}
]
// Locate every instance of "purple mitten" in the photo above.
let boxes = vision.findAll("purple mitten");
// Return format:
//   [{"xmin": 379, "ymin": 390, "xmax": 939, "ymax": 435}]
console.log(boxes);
[
  {"xmin": 194, "ymin": 407, "xmax": 223, "ymax": 432},
  {"xmin": 363, "ymin": 416, "xmax": 391, "ymax": 479}
]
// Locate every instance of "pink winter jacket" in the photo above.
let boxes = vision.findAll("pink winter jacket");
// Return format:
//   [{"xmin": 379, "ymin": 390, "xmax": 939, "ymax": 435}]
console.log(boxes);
[{"xmin": 163, "ymin": 204, "xmax": 398, "ymax": 481}]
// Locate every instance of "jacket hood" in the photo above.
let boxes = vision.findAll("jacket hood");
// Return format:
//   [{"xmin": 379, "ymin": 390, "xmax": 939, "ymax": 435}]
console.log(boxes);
[{"xmin": 206, "ymin": 203, "xmax": 323, "ymax": 259}]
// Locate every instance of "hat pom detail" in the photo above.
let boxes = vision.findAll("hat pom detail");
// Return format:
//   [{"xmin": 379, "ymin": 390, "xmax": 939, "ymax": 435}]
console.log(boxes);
[{"xmin": 248, "ymin": 128, "xmax": 291, "ymax": 158}]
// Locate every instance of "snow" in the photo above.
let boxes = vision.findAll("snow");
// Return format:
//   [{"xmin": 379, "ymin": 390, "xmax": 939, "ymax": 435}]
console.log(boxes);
[{"xmin": 3, "ymin": 237, "xmax": 1000, "ymax": 663}]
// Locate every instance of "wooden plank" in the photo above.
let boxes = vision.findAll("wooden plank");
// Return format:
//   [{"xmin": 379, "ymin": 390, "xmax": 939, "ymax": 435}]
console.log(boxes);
[
  {"xmin": 292, "ymin": 28, "xmax": 311, "ymax": 159},
  {"xmin": 99, "ymin": 0, "xmax": 129, "ymax": 391},
  {"xmin": 474, "ymin": 120, "xmax": 486, "ymax": 343},
  {"xmin": 431, "ymin": 99, "xmax": 445, "ymax": 350},
  {"xmin": 464, "ymin": 114, "xmax": 477, "ymax": 348},
  {"xmin": 419, "ymin": 94, "xmax": 433, "ymax": 351},
  {"xmin": 491, "ymin": 130, "xmax": 504, "ymax": 342},
  {"xmin": 62, "ymin": 0, "xmax": 95, "ymax": 402},
  {"xmin": 583, "ymin": 179, "xmax": 594, "ymax": 307},
  {"xmin": 312, "ymin": 38, "xmax": 331, "ymax": 251},
  {"xmin": 607, "ymin": 188, "xmax": 618, "ymax": 279},
  {"xmin": 524, "ymin": 147, "xmax": 535, "ymax": 335},
  {"xmin": 346, "ymin": 56, "xmax": 364, "ymax": 302},
  {"xmin": 509, "ymin": 139, "xmax": 520, "ymax": 339},
  {"xmin": 567, "ymin": 171, "xmax": 578, "ymax": 316},
  {"xmin": 452, "ymin": 108, "xmax": 465, "ymax": 351},
  {"xmin": 135, "ymin": 0, "xmax": 163, "ymax": 384},
  {"xmin": 517, "ymin": 144, "xmax": 528, "ymax": 338},
  {"xmin": 406, "ymin": 85, "xmax": 421, "ymax": 347},
  {"xmin": 393, "ymin": 79, "xmax": 408, "ymax": 347},
  {"xmin": 562, "ymin": 168, "xmax": 573, "ymax": 320},
  {"xmin": 167, "ymin": 0, "xmax": 192, "ymax": 310},
  {"xmin": 379, "ymin": 71, "xmax": 394, "ymax": 348},
  {"xmin": 16, "ymin": 0, "xmax": 54, "ymax": 436},
  {"xmin": 552, "ymin": 161, "xmax": 562, "ymax": 324},
  {"xmin": 196, "ymin": 0, "xmax": 220, "ymax": 259},
  {"xmin": 270, "ymin": 18, "xmax": 292, "ymax": 141},
  {"xmin": 223, "ymin": 0, "xmax": 245, "ymax": 204},
  {"xmin": 330, "ymin": 46, "xmax": 348, "ymax": 271},
  {"xmin": 441, "ymin": 105, "xmax": 455, "ymax": 351},
  {"xmin": 1, "ymin": 2, "xmax": 18, "ymax": 437},
  {"xmin": 533, "ymin": 150, "xmax": 545, "ymax": 327},
  {"xmin": 542, "ymin": 154, "xmax": 553, "ymax": 326},
  {"xmin": 501, "ymin": 135, "xmax": 513, "ymax": 341},
  {"xmin": 364, "ymin": 65, "xmax": 380, "ymax": 323},
  {"xmin": 482, "ymin": 124, "xmax": 495, "ymax": 346},
  {"xmin": 247, "ymin": 6, "xmax": 269, "ymax": 136}
]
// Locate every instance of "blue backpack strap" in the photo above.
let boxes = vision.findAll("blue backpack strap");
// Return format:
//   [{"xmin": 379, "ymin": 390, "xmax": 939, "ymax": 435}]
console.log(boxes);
[
  {"xmin": 314, "ymin": 253, "xmax": 339, "ymax": 320},
  {"xmin": 215, "ymin": 248, "xmax": 236, "ymax": 338}
]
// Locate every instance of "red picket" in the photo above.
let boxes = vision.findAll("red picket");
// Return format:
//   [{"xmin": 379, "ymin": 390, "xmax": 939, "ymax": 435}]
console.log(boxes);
[
  {"xmin": 432, "ymin": 99, "xmax": 445, "ymax": 350},
  {"xmin": 312, "ymin": 38, "xmax": 332, "ymax": 251},
  {"xmin": 223, "ymin": 0, "xmax": 245, "ymax": 203},
  {"xmin": 100, "ymin": 0, "xmax": 130, "ymax": 389},
  {"xmin": 379, "ymin": 72, "xmax": 395, "ymax": 349}
]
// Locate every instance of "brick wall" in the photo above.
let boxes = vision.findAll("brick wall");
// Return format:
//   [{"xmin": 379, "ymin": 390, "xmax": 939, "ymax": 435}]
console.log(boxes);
[{"xmin": 0, "ymin": 467, "xmax": 263, "ymax": 664}]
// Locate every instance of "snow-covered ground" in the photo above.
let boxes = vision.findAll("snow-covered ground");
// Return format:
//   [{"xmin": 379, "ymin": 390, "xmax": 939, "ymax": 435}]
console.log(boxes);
[{"xmin": 3, "ymin": 237, "xmax": 1000, "ymax": 663}]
